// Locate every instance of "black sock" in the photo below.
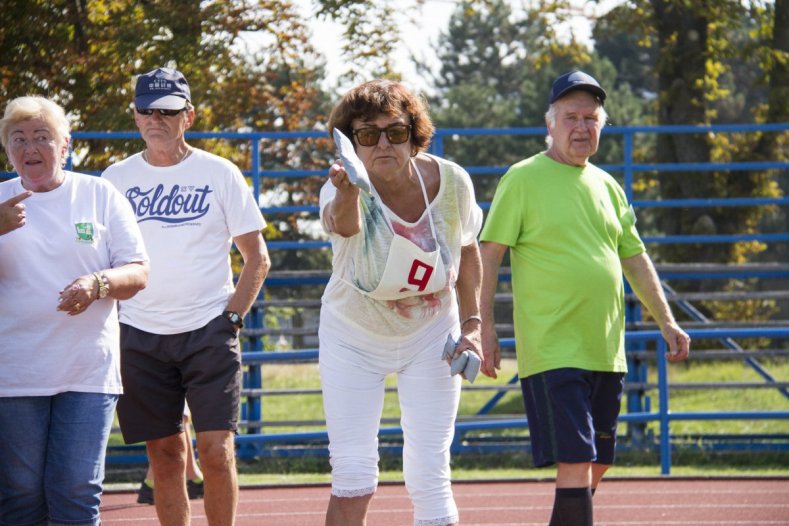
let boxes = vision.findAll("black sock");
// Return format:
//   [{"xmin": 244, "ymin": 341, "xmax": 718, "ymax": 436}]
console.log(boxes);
[{"xmin": 548, "ymin": 487, "xmax": 593, "ymax": 526}]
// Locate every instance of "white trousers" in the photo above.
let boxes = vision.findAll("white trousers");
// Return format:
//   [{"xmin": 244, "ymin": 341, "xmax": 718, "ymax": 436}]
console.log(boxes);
[{"xmin": 319, "ymin": 307, "xmax": 461, "ymax": 526}]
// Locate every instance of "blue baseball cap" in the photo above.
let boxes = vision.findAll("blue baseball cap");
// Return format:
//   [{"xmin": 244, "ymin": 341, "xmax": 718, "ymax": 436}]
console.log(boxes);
[
  {"xmin": 549, "ymin": 70, "xmax": 607, "ymax": 105},
  {"xmin": 134, "ymin": 68, "xmax": 191, "ymax": 110}
]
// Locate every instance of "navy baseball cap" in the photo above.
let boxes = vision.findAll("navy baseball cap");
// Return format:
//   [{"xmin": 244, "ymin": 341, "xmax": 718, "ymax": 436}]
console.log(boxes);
[
  {"xmin": 549, "ymin": 70, "xmax": 607, "ymax": 105},
  {"xmin": 134, "ymin": 68, "xmax": 191, "ymax": 110}
]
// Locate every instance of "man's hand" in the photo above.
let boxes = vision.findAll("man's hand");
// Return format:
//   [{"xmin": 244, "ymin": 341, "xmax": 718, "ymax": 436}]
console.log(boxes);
[
  {"xmin": 662, "ymin": 322, "xmax": 691, "ymax": 362},
  {"xmin": 480, "ymin": 320, "xmax": 502, "ymax": 379}
]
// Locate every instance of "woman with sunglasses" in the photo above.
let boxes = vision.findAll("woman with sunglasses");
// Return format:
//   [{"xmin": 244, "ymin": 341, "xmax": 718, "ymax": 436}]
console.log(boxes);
[
  {"xmin": 0, "ymin": 96, "xmax": 149, "ymax": 526},
  {"xmin": 318, "ymin": 79, "xmax": 484, "ymax": 526}
]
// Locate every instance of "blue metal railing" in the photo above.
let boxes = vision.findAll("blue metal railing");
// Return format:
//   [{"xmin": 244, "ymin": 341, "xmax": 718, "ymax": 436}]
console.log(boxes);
[
  {"xmin": 105, "ymin": 327, "xmax": 789, "ymax": 475},
  {"xmin": 12, "ymin": 124, "xmax": 783, "ymax": 471},
  {"xmin": 4, "ymin": 123, "xmax": 787, "ymax": 249},
  {"xmin": 626, "ymin": 328, "xmax": 789, "ymax": 474}
]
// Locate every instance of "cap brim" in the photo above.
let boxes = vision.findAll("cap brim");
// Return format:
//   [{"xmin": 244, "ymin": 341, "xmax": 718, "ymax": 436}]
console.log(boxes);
[
  {"xmin": 551, "ymin": 85, "xmax": 607, "ymax": 105},
  {"xmin": 135, "ymin": 94, "xmax": 188, "ymax": 110}
]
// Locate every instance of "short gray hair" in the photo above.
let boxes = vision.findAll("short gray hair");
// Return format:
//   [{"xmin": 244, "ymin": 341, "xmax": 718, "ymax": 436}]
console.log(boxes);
[
  {"xmin": 0, "ymin": 96, "xmax": 71, "ymax": 148},
  {"xmin": 544, "ymin": 101, "xmax": 608, "ymax": 148}
]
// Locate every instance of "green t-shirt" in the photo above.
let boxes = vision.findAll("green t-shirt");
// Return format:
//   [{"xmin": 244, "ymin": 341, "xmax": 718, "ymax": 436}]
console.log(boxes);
[{"xmin": 480, "ymin": 153, "xmax": 645, "ymax": 378}]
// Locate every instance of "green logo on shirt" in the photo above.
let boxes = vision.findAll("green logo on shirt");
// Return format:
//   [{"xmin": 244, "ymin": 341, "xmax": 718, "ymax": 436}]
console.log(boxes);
[{"xmin": 75, "ymin": 222, "xmax": 94, "ymax": 242}]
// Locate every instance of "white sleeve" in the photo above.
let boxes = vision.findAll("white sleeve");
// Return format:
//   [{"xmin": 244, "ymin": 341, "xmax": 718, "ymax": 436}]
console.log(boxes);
[
  {"xmin": 223, "ymin": 163, "xmax": 266, "ymax": 237},
  {"xmin": 102, "ymin": 180, "xmax": 148, "ymax": 267},
  {"xmin": 455, "ymin": 165, "xmax": 483, "ymax": 245},
  {"xmin": 318, "ymin": 179, "xmax": 337, "ymax": 234}
]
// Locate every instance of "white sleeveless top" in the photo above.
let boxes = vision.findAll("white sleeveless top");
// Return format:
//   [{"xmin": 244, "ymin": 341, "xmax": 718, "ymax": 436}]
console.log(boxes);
[{"xmin": 319, "ymin": 154, "xmax": 482, "ymax": 338}]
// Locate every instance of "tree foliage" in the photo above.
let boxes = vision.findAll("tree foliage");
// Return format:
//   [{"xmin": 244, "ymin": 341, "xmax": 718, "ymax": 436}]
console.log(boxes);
[
  {"xmin": 1, "ymin": 0, "xmax": 329, "ymax": 159},
  {"xmin": 425, "ymin": 0, "xmax": 649, "ymax": 204},
  {"xmin": 0, "ymin": 0, "xmax": 336, "ymax": 270},
  {"xmin": 315, "ymin": 0, "xmax": 404, "ymax": 85},
  {"xmin": 1, "ymin": 0, "xmax": 785, "ymax": 274},
  {"xmin": 595, "ymin": 0, "xmax": 786, "ymax": 265}
]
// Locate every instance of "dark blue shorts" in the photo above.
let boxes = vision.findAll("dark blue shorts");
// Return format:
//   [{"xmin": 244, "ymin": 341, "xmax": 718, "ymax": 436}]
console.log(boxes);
[
  {"xmin": 117, "ymin": 314, "xmax": 242, "ymax": 444},
  {"xmin": 520, "ymin": 368, "xmax": 625, "ymax": 467}
]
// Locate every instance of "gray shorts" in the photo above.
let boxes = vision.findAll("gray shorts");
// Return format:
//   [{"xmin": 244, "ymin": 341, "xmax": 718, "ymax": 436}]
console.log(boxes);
[{"xmin": 117, "ymin": 314, "xmax": 241, "ymax": 444}]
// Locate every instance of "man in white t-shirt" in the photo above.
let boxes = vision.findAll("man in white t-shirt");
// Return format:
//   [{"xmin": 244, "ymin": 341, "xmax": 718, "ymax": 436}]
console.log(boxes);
[{"xmin": 103, "ymin": 67, "xmax": 270, "ymax": 526}]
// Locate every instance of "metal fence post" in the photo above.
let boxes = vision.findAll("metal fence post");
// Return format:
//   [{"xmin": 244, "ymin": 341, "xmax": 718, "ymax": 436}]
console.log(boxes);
[{"xmin": 657, "ymin": 339, "xmax": 671, "ymax": 475}]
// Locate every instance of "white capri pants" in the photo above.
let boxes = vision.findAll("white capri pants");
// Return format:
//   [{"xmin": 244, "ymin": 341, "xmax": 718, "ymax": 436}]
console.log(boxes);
[{"xmin": 319, "ymin": 307, "xmax": 461, "ymax": 526}]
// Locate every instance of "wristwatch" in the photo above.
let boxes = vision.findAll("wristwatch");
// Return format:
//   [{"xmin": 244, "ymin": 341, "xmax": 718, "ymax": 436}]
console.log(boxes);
[
  {"xmin": 223, "ymin": 310, "xmax": 244, "ymax": 329},
  {"xmin": 93, "ymin": 272, "xmax": 109, "ymax": 299}
]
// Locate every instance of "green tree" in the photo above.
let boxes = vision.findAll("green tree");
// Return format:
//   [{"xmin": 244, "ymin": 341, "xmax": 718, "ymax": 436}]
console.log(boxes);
[
  {"xmin": 0, "ymin": 0, "xmax": 335, "ymax": 269},
  {"xmin": 596, "ymin": 0, "xmax": 785, "ymax": 265},
  {"xmin": 426, "ymin": 0, "xmax": 648, "ymax": 204},
  {"xmin": 430, "ymin": 0, "xmax": 566, "ymax": 196},
  {"xmin": 315, "ymin": 0, "xmax": 404, "ymax": 84},
  {"xmin": 1, "ymin": 0, "xmax": 329, "ymax": 160},
  {"xmin": 593, "ymin": 5, "xmax": 659, "ymax": 99}
]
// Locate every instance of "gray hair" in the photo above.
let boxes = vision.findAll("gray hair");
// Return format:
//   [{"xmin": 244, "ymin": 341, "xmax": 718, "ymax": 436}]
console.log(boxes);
[
  {"xmin": 0, "ymin": 96, "xmax": 71, "ymax": 148},
  {"xmin": 544, "ymin": 100, "xmax": 608, "ymax": 148}
]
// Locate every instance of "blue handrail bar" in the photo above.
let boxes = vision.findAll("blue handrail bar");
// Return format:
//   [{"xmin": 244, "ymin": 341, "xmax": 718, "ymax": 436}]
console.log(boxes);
[
  {"xmin": 632, "ymin": 197, "xmax": 789, "ymax": 208},
  {"xmin": 261, "ymin": 232, "xmax": 789, "ymax": 251},
  {"xmin": 260, "ymin": 197, "xmax": 789, "ymax": 215},
  {"xmin": 14, "ymin": 161, "xmax": 782, "ymax": 181},
  {"xmin": 258, "ymin": 266, "xmax": 789, "ymax": 286},
  {"xmin": 226, "ymin": 328, "xmax": 789, "ymax": 475},
  {"xmin": 4, "ymin": 124, "xmax": 787, "ymax": 220},
  {"xmin": 641, "ymin": 233, "xmax": 789, "ymax": 244},
  {"xmin": 432, "ymin": 123, "xmax": 789, "ymax": 135},
  {"xmin": 662, "ymin": 281, "xmax": 789, "ymax": 400}
]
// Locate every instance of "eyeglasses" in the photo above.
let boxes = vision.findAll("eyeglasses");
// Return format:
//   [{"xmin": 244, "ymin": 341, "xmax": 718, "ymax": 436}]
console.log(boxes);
[
  {"xmin": 135, "ymin": 107, "xmax": 186, "ymax": 117},
  {"xmin": 352, "ymin": 124, "xmax": 412, "ymax": 147},
  {"xmin": 9, "ymin": 135, "xmax": 55, "ymax": 150}
]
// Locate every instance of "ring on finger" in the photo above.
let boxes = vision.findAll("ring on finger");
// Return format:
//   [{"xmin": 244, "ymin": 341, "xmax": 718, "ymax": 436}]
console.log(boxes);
[{"xmin": 74, "ymin": 302, "xmax": 82, "ymax": 310}]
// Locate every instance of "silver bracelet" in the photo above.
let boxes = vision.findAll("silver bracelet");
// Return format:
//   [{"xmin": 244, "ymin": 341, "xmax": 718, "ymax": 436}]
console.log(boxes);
[{"xmin": 461, "ymin": 315, "xmax": 482, "ymax": 326}]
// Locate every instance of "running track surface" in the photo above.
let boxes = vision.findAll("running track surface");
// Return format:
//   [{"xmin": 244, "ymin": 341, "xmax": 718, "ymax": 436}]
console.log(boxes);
[{"xmin": 100, "ymin": 478, "xmax": 789, "ymax": 525}]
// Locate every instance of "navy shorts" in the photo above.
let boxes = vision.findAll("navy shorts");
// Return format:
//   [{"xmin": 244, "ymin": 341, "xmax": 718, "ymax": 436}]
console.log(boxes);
[
  {"xmin": 520, "ymin": 368, "xmax": 625, "ymax": 467},
  {"xmin": 117, "ymin": 314, "xmax": 242, "ymax": 444}
]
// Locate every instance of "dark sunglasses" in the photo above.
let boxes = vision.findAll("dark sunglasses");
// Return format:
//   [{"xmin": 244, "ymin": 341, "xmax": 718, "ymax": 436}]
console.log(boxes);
[
  {"xmin": 352, "ymin": 124, "xmax": 412, "ymax": 147},
  {"xmin": 135, "ymin": 107, "xmax": 186, "ymax": 117}
]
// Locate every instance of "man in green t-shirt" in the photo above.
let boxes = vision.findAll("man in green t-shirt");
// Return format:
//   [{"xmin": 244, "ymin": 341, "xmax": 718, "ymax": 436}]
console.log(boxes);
[{"xmin": 479, "ymin": 70, "xmax": 690, "ymax": 526}]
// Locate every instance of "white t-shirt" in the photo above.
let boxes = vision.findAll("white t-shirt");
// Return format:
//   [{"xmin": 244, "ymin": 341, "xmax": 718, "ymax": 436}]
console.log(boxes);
[
  {"xmin": 103, "ymin": 149, "xmax": 266, "ymax": 334},
  {"xmin": 0, "ymin": 172, "xmax": 147, "ymax": 396},
  {"xmin": 319, "ymin": 155, "xmax": 483, "ymax": 337}
]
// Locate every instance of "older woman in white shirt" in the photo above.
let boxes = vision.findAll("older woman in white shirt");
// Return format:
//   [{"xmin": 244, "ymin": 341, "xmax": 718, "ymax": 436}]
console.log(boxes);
[{"xmin": 0, "ymin": 96, "xmax": 148, "ymax": 526}]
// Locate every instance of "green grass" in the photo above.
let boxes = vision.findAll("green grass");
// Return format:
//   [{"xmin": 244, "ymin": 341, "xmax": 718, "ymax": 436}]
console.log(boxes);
[
  {"xmin": 106, "ymin": 354, "xmax": 789, "ymax": 483},
  {"xmin": 244, "ymin": 355, "xmax": 789, "ymax": 482},
  {"xmin": 251, "ymin": 356, "xmax": 789, "ymax": 434},
  {"xmin": 652, "ymin": 359, "xmax": 789, "ymax": 436}
]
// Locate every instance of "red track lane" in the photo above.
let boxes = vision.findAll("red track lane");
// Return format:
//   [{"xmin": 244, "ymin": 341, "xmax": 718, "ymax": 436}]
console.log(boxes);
[{"xmin": 100, "ymin": 478, "xmax": 789, "ymax": 525}]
